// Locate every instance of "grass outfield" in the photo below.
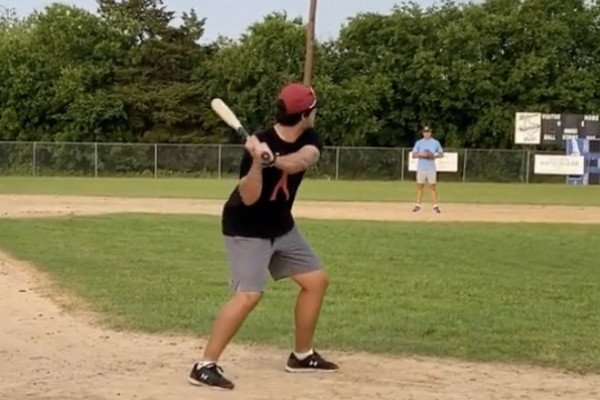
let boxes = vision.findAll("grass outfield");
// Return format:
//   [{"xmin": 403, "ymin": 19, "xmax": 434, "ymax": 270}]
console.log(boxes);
[
  {"xmin": 0, "ymin": 214, "xmax": 599, "ymax": 372},
  {"xmin": 1, "ymin": 176, "xmax": 600, "ymax": 205}
]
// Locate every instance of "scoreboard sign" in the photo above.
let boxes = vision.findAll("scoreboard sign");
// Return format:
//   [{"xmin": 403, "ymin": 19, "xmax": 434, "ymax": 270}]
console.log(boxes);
[
  {"xmin": 514, "ymin": 112, "xmax": 542, "ymax": 144},
  {"xmin": 541, "ymin": 113, "xmax": 562, "ymax": 142},
  {"xmin": 581, "ymin": 114, "xmax": 600, "ymax": 139},
  {"xmin": 516, "ymin": 112, "xmax": 600, "ymax": 146}
]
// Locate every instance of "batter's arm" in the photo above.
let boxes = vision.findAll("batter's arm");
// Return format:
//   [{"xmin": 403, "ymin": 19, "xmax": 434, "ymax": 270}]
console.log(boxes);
[
  {"xmin": 274, "ymin": 145, "xmax": 320, "ymax": 174},
  {"xmin": 238, "ymin": 159, "xmax": 264, "ymax": 205}
]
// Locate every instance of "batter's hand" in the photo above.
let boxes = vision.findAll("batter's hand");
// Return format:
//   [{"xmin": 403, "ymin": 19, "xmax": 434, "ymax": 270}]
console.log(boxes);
[
  {"xmin": 245, "ymin": 136, "xmax": 274, "ymax": 164},
  {"xmin": 244, "ymin": 135, "xmax": 260, "ymax": 153},
  {"xmin": 255, "ymin": 142, "xmax": 275, "ymax": 164}
]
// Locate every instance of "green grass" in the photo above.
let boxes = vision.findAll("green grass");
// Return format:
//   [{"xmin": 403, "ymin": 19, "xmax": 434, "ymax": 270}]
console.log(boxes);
[
  {"xmin": 1, "ymin": 214, "xmax": 599, "ymax": 372},
  {"xmin": 1, "ymin": 176, "xmax": 600, "ymax": 205}
]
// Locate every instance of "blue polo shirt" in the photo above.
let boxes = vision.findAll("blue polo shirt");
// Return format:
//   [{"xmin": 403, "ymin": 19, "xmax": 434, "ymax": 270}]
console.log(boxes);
[{"xmin": 413, "ymin": 138, "xmax": 443, "ymax": 171}]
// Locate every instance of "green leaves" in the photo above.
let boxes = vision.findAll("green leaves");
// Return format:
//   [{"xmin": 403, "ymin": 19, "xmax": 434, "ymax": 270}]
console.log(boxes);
[
  {"xmin": 1, "ymin": 1, "xmax": 599, "ymax": 148},
  {"xmin": 0, "ymin": 4, "xmax": 127, "ymax": 141},
  {"xmin": 193, "ymin": 12, "xmax": 309, "ymax": 142}
]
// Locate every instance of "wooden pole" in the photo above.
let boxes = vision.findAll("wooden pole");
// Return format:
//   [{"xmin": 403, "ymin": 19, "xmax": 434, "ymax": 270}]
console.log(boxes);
[{"xmin": 303, "ymin": 0, "xmax": 317, "ymax": 85}]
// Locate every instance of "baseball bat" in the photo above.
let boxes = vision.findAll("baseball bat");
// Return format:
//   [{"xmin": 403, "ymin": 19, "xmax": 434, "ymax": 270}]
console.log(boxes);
[{"xmin": 210, "ymin": 98, "xmax": 272, "ymax": 163}]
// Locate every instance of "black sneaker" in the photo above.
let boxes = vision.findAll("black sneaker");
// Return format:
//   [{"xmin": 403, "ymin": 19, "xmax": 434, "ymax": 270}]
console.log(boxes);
[
  {"xmin": 188, "ymin": 362, "xmax": 234, "ymax": 390},
  {"xmin": 433, "ymin": 205, "xmax": 441, "ymax": 214},
  {"xmin": 285, "ymin": 351, "xmax": 339, "ymax": 373}
]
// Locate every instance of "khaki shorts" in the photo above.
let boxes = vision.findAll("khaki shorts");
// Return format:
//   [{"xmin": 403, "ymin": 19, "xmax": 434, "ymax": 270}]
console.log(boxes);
[
  {"xmin": 417, "ymin": 170, "xmax": 437, "ymax": 184},
  {"xmin": 223, "ymin": 227, "xmax": 322, "ymax": 293}
]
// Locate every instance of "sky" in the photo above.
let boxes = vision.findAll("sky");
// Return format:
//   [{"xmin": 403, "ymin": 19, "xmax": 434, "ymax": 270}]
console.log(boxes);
[{"xmin": 1, "ymin": 0, "xmax": 448, "ymax": 42}]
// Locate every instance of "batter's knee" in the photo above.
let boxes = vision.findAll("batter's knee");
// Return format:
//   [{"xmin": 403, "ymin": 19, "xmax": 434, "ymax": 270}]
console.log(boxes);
[
  {"xmin": 234, "ymin": 291, "xmax": 263, "ymax": 309},
  {"xmin": 316, "ymin": 271, "xmax": 329, "ymax": 292},
  {"xmin": 294, "ymin": 269, "xmax": 329, "ymax": 293}
]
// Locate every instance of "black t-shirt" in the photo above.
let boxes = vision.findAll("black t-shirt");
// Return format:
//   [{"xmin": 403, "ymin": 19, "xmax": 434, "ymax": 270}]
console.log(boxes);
[{"xmin": 221, "ymin": 127, "xmax": 322, "ymax": 238}]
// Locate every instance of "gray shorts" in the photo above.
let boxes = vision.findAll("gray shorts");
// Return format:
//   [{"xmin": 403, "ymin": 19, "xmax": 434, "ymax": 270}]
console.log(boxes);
[
  {"xmin": 223, "ymin": 227, "xmax": 322, "ymax": 292},
  {"xmin": 417, "ymin": 169, "xmax": 437, "ymax": 184}
]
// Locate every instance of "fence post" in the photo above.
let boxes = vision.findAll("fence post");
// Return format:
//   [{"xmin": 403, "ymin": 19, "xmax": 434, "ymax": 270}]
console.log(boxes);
[
  {"xmin": 154, "ymin": 144, "xmax": 158, "ymax": 179},
  {"xmin": 335, "ymin": 147, "xmax": 340, "ymax": 180},
  {"xmin": 525, "ymin": 150, "xmax": 531, "ymax": 184},
  {"xmin": 462, "ymin": 148, "xmax": 468, "ymax": 182},
  {"xmin": 94, "ymin": 143, "xmax": 98, "ymax": 178},
  {"xmin": 400, "ymin": 148, "xmax": 405, "ymax": 182},
  {"xmin": 218, "ymin": 145, "xmax": 222, "ymax": 179},
  {"xmin": 32, "ymin": 141, "xmax": 37, "ymax": 176}
]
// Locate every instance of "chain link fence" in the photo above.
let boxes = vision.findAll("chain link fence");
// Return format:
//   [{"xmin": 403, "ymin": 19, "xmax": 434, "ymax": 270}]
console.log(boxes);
[{"xmin": 0, "ymin": 141, "xmax": 565, "ymax": 183}]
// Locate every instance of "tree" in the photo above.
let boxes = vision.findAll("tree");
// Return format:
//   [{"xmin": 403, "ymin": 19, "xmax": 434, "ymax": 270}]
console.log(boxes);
[
  {"xmin": 196, "ymin": 12, "xmax": 308, "ymax": 142},
  {"xmin": 0, "ymin": 4, "xmax": 128, "ymax": 141},
  {"xmin": 98, "ymin": 0, "xmax": 213, "ymax": 143},
  {"xmin": 0, "ymin": 5, "xmax": 18, "ymax": 30},
  {"xmin": 2, "ymin": 0, "xmax": 600, "ymax": 149}
]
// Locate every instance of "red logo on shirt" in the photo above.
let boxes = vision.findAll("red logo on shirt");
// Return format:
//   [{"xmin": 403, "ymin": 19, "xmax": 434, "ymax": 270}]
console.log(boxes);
[{"xmin": 270, "ymin": 172, "xmax": 290, "ymax": 201}]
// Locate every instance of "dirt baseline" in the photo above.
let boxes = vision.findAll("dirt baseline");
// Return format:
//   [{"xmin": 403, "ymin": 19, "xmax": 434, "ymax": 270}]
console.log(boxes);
[
  {"xmin": 1, "ymin": 194, "xmax": 600, "ymax": 400},
  {"xmin": 2, "ymin": 194, "xmax": 600, "ymax": 224}
]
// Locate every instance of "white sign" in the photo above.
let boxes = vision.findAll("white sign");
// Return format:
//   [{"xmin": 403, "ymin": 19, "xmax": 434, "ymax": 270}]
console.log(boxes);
[
  {"xmin": 408, "ymin": 152, "xmax": 459, "ymax": 172},
  {"xmin": 534, "ymin": 155, "xmax": 584, "ymax": 175},
  {"xmin": 515, "ymin": 112, "xmax": 542, "ymax": 144}
]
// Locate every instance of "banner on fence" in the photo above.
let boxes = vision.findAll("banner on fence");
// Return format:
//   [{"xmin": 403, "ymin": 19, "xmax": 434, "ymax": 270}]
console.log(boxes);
[
  {"xmin": 514, "ymin": 112, "xmax": 542, "ymax": 145},
  {"xmin": 408, "ymin": 152, "xmax": 459, "ymax": 172},
  {"xmin": 534, "ymin": 155, "xmax": 585, "ymax": 175}
]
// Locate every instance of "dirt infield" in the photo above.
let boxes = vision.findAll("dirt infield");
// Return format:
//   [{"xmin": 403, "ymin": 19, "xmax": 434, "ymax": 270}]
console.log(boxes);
[
  {"xmin": 2, "ymin": 194, "xmax": 600, "ymax": 400},
  {"xmin": 2, "ymin": 194, "xmax": 600, "ymax": 223}
]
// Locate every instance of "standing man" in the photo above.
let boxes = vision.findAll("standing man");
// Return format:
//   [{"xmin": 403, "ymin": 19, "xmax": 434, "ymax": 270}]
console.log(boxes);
[
  {"xmin": 412, "ymin": 126, "xmax": 444, "ymax": 213},
  {"xmin": 188, "ymin": 83, "xmax": 339, "ymax": 391}
]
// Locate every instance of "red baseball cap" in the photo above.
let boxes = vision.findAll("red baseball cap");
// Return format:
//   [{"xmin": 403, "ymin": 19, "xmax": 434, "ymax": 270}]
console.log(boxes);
[{"xmin": 278, "ymin": 83, "xmax": 317, "ymax": 114}]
